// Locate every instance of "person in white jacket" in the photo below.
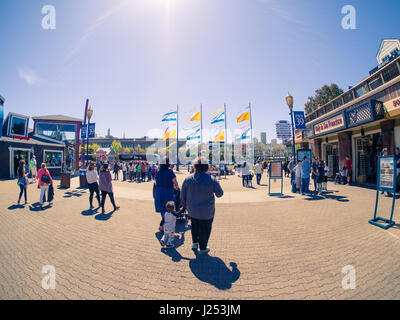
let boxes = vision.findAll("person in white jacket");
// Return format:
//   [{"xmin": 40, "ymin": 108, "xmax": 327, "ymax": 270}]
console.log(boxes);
[{"xmin": 87, "ymin": 163, "xmax": 101, "ymax": 208}]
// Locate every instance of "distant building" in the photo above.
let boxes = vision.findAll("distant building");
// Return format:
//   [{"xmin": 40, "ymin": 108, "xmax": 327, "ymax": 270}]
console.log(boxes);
[
  {"xmin": 275, "ymin": 120, "xmax": 291, "ymax": 140},
  {"xmin": 260, "ymin": 132, "xmax": 267, "ymax": 144},
  {"xmin": 270, "ymin": 139, "xmax": 277, "ymax": 146}
]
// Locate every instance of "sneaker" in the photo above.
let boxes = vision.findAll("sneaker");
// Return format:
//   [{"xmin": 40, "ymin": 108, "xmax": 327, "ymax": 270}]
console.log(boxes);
[
  {"xmin": 192, "ymin": 243, "xmax": 199, "ymax": 250},
  {"xmin": 198, "ymin": 247, "xmax": 210, "ymax": 254},
  {"xmin": 159, "ymin": 239, "xmax": 165, "ymax": 247}
]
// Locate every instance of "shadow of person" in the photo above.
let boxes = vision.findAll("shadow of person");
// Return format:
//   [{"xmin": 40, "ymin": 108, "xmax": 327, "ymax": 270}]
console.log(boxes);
[
  {"xmin": 95, "ymin": 210, "xmax": 115, "ymax": 221},
  {"xmin": 189, "ymin": 256, "xmax": 240, "ymax": 290},
  {"xmin": 81, "ymin": 208, "xmax": 99, "ymax": 216},
  {"xmin": 8, "ymin": 204, "xmax": 24, "ymax": 210},
  {"xmin": 29, "ymin": 202, "xmax": 51, "ymax": 212}
]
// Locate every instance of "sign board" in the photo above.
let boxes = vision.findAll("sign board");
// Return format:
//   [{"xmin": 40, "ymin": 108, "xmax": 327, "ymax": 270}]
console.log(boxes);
[
  {"xmin": 378, "ymin": 155, "xmax": 396, "ymax": 192},
  {"xmin": 384, "ymin": 96, "xmax": 400, "ymax": 118},
  {"xmin": 81, "ymin": 124, "xmax": 87, "ymax": 139},
  {"xmin": 88, "ymin": 123, "xmax": 96, "ymax": 138},
  {"xmin": 313, "ymin": 112, "xmax": 346, "ymax": 136},
  {"xmin": 270, "ymin": 162, "xmax": 282, "ymax": 179},
  {"xmin": 297, "ymin": 149, "xmax": 312, "ymax": 163},
  {"xmin": 369, "ymin": 155, "xmax": 397, "ymax": 229},
  {"xmin": 293, "ymin": 111, "xmax": 306, "ymax": 130}
]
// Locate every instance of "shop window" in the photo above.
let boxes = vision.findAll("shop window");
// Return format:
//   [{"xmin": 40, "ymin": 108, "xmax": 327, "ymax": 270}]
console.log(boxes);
[
  {"xmin": 355, "ymin": 84, "xmax": 368, "ymax": 98},
  {"xmin": 343, "ymin": 91, "xmax": 354, "ymax": 104},
  {"xmin": 382, "ymin": 63, "xmax": 400, "ymax": 83},
  {"xmin": 10, "ymin": 116, "xmax": 28, "ymax": 136},
  {"xmin": 44, "ymin": 150, "xmax": 63, "ymax": 168},
  {"xmin": 36, "ymin": 123, "xmax": 76, "ymax": 142},
  {"xmin": 368, "ymin": 76, "xmax": 383, "ymax": 91}
]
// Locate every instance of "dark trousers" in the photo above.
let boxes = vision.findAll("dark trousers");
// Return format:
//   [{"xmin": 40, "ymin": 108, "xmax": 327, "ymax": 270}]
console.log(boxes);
[
  {"xmin": 190, "ymin": 217, "xmax": 214, "ymax": 251},
  {"xmin": 18, "ymin": 184, "xmax": 27, "ymax": 203},
  {"xmin": 242, "ymin": 175, "xmax": 248, "ymax": 187},
  {"xmin": 114, "ymin": 171, "xmax": 119, "ymax": 180},
  {"xmin": 291, "ymin": 172, "xmax": 297, "ymax": 193},
  {"xmin": 101, "ymin": 191, "xmax": 116, "ymax": 209},
  {"xmin": 123, "ymin": 171, "xmax": 126, "ymax": 181},
  {"xmin": 256, "ymin": 174, "xmax": 262, "ymax": 185},
  {"xmin": 88, "ymin": 182, "xmax": 101, "ymax": 207}
]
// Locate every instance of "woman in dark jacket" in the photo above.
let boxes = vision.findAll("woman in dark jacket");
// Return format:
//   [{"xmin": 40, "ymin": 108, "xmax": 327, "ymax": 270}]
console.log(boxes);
[
  {"xmin": 154, "ymin": 159, "xmax": 179, "ymax": 232},
  {"xmin": 181, "ymin": 157, "xmax": 224, "ymax": 254},
  {"xmin": 99, "ymin": 164, "xmax": 120, "ymax": 214}
]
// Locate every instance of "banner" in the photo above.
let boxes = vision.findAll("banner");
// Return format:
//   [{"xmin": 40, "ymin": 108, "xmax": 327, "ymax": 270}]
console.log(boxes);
[
  {"xmin": 379, "ymin": 156, "xmax": 395, "ymax": 191},
  {"xmin": 293, "ymin": 111, "xmax": 306, "ymax": 130},
  {"xmin": 81, "ymin": 124, "xmax": 87, "ymax": 139},
  {"xmin": 88, "ymin": 123, "xmax": 96, "ymax": 138},
  {"xmin": 162, "ymin": 111, "xmax": 177, "ymax": 122}
]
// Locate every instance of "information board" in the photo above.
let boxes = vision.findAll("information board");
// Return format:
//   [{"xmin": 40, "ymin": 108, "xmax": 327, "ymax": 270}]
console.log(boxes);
[
  {"xmin": 378, "ymin": 155, "xmax": 396, "ymax": 192},
  {"xmin": 297, "ymin": 149, "xmax": 312, "ymax": 162},
  {"xmin": 270, "ymin": 162, "xmax": 282, "ymax": 179}
]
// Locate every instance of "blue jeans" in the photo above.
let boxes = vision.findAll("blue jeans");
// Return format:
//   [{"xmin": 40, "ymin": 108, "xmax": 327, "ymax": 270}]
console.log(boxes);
[
  {"xmin": 291, "ymin": 173, "xmax": 297, "ymax": 193},
  {"xmin": 301, "ymin": 178, "xmax": 310, "ymax": 194}
]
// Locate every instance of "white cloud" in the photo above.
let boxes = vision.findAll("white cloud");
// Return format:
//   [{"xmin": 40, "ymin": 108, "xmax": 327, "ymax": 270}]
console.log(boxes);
[{"xmin": 18, "ymin": 66, "xmax": 41, "ymax": 86}]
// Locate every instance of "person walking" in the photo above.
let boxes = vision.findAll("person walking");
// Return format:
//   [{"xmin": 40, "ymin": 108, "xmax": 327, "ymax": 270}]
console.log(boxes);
[
  {"xmin": 113, "ymin": 162, "xmax": 120, "ymax": 180},
  {"xmin": 288, "ymin": 157, "xmax": 296, "ymax": 193},
  {"xmin": 323, "ymin": 161, "xmax": 329, "ymax": 191},
  {"xmin": 29, "ymin": 155, "xmax": 37, "ymax": 184},
  {"xmin": 181, "ymin": 157, "xmax": 224, "ymax": 254},
  {"xmin": 17, "ymin": 160, "xmax": 29, "ymax": 205},
  {"xmin": 241, "ymin": 162, "xmax": 250, "ymax": 187},
  {"xmin": 98, "ymin": 163, "xmax": 120, "ymax": 214},
  {"xmin": 87, "ymin": 163, "xmax": 101, "ymax": 208},
  {"xmin": 345, "ymin": 156, "xmax": 352, "ymax": 185},
  {"xmin": 301, "ymin": 156, "xmax": 311, "ymax": 195},
  {"xmin": 151, "ymin": 163, "xmax": 157, "ymax": 180},
  {"xmin": 255, "ymin": 161, "xmax": 263, "ymax": 185},
  {"xmin": 311, "ymin": 157, "xmax": 319, "ymax": 194},
  {"xmin": 136, "ymin": 162, "xmax": 142, "ymax": 183},
  {"xmin": 129, "ymin": 161, "xmax": 134, "ymax": 182},
  {"xmin": 316, "ymin": 160, "xmax": 325, "ymax": 195},
  {"xmin": 37, "ymin": 163, "xmax": 53, "ymax": 207},
  {"xmin": 141, "ymin": 162, "xmax": 147, "ymax": 182},
  {"xmin": 294, "ymin": 160, "xmax": 302, "ymax": 193},
  {"xmin": 122, "ymin": 162, "xmax": 127, "ymax": 181},
  {"xmin": 154, "ymin": 159, "xmax": 179, "ymax": 232}
]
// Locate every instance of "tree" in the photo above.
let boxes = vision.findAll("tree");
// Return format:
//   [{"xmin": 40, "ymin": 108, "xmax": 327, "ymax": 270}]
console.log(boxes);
[
  {"xmin": 111, "ymin": 140, "xmax": 122, "ymax": 155},
  {"xmin": 304, "ymin": 83, "xmax": 344, "ymax": 115}
]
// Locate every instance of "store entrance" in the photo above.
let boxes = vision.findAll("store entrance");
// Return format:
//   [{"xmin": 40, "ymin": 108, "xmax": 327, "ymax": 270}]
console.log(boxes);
[
  {"xmin": 325, "ymin": 143, "xmax": 339, "ymax": 177},
  {"xmin": 356, "ymin": 133, "xmax": 382, "ymax": 185},
  {"xmin": 13, "ymin": 150, "xmax": 30, "ymax": 177}
]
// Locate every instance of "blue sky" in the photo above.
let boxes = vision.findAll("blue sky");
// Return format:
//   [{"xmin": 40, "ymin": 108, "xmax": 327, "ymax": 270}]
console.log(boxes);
[{"xmin": 0, "ymin": 0, "xmax": 399, "ymax": 142}]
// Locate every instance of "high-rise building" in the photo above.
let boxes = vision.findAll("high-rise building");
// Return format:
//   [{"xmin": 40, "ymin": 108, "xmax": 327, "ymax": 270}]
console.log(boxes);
[
  {"xmin": 270, "ymin": 139, "xmax": 277, "ymax": 146},
  {"xmin": 260, "ymin": 132, "xmax": 267, "ymax": 144},
  {"xmin": 275, "ymin": 120, "xmax": 291, "ymax": 139}
]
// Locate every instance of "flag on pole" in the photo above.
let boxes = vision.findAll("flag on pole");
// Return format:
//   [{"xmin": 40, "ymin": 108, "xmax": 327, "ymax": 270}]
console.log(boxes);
[
  {"xmin": 236, "ymin": 128, "xmax": 251, "ymax": 140},
  {"xmin": 190, "ymin": 112, "xmax": 201, "ymax": 122},
  {"xmin": 237, "ymin": 109, "xmax": 250, "ymax": 123},
  {"xmin": 186, "ymin": 128, "xmax": 201, "ymax": 140},
  {"xmin": 210, "ymin": 110, "xmax": 225, "ymax": 125},
  {"xmin": 162, "ymin": 111, "xmax": 177, "ymax": 122},
  {"xmin": 162, "ymin": 140, "xmax": 177, "ymax": 150},
  {"xmin": 163, "ymin": 128, "xmax": 176, "ymax": 140},
  {"xmin": 214, "ymin": 130, "xmax": 225, "ymax": 143}
]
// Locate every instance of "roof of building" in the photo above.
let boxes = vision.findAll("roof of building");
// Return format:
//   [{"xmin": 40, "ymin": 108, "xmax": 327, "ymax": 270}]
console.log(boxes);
[
  {"xmin": 0, "ymin": 135, "xmax": 65, "ymax": 148},
  {"xmin": 32, "ymin": 115, "xmax": 83, "ymax": 123}
]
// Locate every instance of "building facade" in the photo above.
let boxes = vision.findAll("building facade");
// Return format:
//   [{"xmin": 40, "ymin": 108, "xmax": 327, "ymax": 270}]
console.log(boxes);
[{"xmin": 302, "ymin": 39, "xmax": 400, "ymax": 185}]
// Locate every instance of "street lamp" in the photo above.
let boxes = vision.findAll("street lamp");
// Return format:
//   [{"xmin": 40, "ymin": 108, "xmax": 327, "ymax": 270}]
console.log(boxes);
[
  {"xmin": 86, "ymin": 106, "xmax": 93, "ymax": 166},
  {"xmin": 286, "ymin": 93, "xmax": 296, "ymax": 161}
]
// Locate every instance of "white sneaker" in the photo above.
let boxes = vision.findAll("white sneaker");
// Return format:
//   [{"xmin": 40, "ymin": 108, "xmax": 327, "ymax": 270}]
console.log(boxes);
[{"xmin": 199, "ymin": 247, "xmax": 210, "ymax": 254}]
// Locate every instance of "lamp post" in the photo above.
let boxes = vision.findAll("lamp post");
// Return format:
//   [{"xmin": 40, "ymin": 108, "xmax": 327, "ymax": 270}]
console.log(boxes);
[
  {"xmin": 86, "ymin": 106, "xmax": 93, "ymax": 167},
  {"xmin": 286, "ymin": 93, "xmax": 295, "ymax": 161}
]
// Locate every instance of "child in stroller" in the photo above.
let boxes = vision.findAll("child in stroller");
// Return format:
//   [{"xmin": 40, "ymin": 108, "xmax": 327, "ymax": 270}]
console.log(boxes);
[
  {"xmin": 174, "ymin": 188, "xmax": 188, "ymax": 223},
  {"xmin": 335, "ymin": 166, "xmax": 347, "ymax": 185}
]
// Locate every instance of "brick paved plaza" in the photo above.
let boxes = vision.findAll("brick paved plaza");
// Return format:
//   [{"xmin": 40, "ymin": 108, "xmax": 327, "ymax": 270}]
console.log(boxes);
[{"xmin": 1, "ymin": 173, "xmax": 400, "ymax": 300}]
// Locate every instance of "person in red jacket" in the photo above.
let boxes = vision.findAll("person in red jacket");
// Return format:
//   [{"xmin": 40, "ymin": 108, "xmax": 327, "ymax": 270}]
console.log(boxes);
[
  {"xmin": 37, "ymin": 163, "xmax": 53, "ymax": 207},
  {"xmin": 345, "ymin": 156, "xmax": 352, "ymax": 185}
]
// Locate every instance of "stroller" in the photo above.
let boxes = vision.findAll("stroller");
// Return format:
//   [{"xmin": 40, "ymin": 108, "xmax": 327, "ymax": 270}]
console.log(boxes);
[{"xmin": 174, "ymin": 188, "xmax": 188, "ymax": 224}]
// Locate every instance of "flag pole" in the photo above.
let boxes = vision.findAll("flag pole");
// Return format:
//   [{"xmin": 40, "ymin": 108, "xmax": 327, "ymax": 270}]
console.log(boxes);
[
  {"xmin": 200, "ymin": 104, "xmax": 203, "ymax": 157},
  {"xmin": 224, "ymin": 103, "xmax": 227, "ymax": 165},
  {"xmin": 176, "ymin": 104, "xmax": 179, "ymax": 171},
  {"xmin": 249, "ymin": 102, "xmax": 254, "ymax": 165}
]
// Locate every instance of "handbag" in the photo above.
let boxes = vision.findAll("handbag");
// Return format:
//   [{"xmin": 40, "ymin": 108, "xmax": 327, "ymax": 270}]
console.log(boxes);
[{"xmin": 41, "ymin": 174, "xmax": 51, "ymax": 184}]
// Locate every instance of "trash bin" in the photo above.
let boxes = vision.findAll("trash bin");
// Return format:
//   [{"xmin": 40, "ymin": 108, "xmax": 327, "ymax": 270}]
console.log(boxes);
[
  {"xmin": 79, "ymin": 169, "xmax": 87, "ymax": 188},
  {"xmin": 60, "ymin": 173, "xmax": 71, "ymax": 189}
]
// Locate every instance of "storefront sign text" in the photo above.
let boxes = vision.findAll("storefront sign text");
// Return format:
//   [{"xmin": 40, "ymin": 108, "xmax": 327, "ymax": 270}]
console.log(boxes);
[{"xmin": 313, "ymin": 113, "xmax": 346, "ymax": 136}]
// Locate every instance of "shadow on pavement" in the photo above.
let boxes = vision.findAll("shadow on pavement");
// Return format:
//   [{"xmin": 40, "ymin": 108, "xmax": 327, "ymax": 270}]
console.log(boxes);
[
  {"xmin": 81, "ymin": 208, "xmax": 100, "ymax": 216},
  {"xmin": 8, "ymin": 204, "xmax": 24, "ymax": 210},
  {"xmin": 64, "ymin": 190, "xmax": 86, "ymax": 198},
  {"xmin": 28, "ymin": 202, "xmax": 51, "ymax": 211},
  {"xmin": 94, "ymin": 210, "xmax": 116, "ymax": 221},
  {"xmin": 303, "ymin": 193, "xmax": 349, "ymax": 202},
  {"xmin": 189, "ymin": 257, "xmax": 240, "ymax": 290}
]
